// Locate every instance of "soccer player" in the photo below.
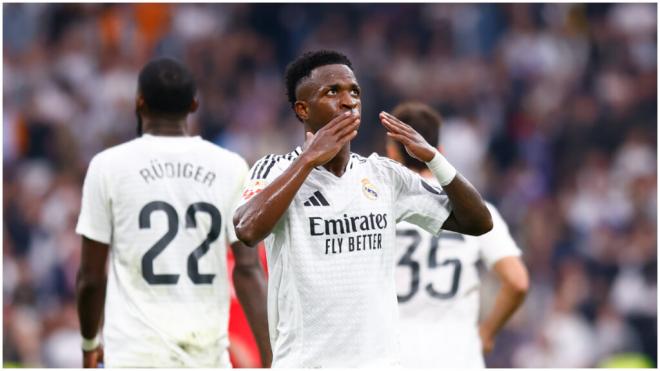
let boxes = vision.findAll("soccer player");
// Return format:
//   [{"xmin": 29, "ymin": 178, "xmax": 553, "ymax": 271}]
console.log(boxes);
[
  {"xmin": 233, "ymin": 50, "xmax": 493, "ymax": 367},
  {"xmin": 75, "ymin": 58, "xmax": 271, "ymax": 368},
  {"xmin": 388, "ymin": 102, "xmax": 529, "ymax": 368}
]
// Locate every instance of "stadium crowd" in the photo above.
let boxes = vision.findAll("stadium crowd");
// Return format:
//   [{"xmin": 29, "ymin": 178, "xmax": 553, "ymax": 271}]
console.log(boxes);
[{"xmin": 3, "ymin": 3, "xmax": 656, "ymax": 367}]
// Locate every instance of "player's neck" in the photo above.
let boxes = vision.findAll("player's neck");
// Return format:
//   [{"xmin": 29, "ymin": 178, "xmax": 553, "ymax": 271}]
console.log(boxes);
[
  {"xmin": 142, "ymin": 117, "xmax": 189, "ymax": 137},
  {"xmin": 323, "ymin": 144, "xmax": 351, "ymax": 177}
]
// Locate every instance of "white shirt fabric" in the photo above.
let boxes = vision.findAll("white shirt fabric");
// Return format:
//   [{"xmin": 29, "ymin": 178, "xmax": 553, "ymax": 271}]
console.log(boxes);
[
  {"xmin": 395, "ymin": 178, "xmax": 521, "ymax": 368},
  {"xmin": 237, "ymin": 148, "xmax": 453, "ymax": 368},
  {"xmin": 76, "ymin": 134, "xmax": 248, "ymax": 367}
]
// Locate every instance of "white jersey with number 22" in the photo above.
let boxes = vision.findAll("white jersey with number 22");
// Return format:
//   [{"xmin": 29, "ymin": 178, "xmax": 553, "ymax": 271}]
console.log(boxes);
[{"xmin": 76, "ymin": 134, "xmax": 248, "ymax": 367}]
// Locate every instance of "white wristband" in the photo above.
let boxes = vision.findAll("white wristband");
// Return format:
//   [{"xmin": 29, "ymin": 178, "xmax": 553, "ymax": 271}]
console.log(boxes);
[
  {"xmin": 426, "ymin": 150, "xmax": 457, "ymax": 186},
  {"xmin": 81, "ymin": 335, "xmax": 100, "ymax": 351}
]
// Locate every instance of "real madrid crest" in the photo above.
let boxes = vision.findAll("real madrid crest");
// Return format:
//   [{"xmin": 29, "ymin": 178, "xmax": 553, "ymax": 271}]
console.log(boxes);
[{"xmin": 361, "ymin": 178, "xmax": 378, "ymax": 200}]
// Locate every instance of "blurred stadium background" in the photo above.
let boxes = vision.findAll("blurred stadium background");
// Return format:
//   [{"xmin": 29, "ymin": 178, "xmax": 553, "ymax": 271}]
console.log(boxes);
[{"xmin": 2, "ymin": 3, "xmax": 657, "ymax": 368}]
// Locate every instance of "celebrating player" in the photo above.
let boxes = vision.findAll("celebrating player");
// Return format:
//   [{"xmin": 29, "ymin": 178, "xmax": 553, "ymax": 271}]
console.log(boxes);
[
  {"xmin": 233, "ymin": 50, "xmax": 493, "ymax": 367},
  {"xmin": 75, "ymin": 58, "xmax": 271, "ymax": 367},
  {"xmin": 389, "ymin": 102, "xmax": 529, "ymax": 368}
]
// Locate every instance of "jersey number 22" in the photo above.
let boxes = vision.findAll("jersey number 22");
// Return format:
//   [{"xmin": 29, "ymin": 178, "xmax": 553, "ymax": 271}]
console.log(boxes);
[{"xmin": 139, "ymin": 201, "xmax": 221, "ymax": 285}]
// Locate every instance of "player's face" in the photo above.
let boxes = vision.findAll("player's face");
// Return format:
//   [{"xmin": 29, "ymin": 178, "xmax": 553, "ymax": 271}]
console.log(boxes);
[{"xmin": 299, "ymin": 64, "xmax": 361, "ymax": 133}]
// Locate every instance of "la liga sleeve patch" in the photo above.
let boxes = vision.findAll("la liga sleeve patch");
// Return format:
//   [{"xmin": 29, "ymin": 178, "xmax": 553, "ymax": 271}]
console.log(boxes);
[{"xmin": 241, "ymin": 179, "xmax": 268, "ymax": 201}]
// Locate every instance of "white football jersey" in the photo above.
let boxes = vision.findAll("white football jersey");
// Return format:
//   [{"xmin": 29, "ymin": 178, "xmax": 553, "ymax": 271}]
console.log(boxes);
[
  {"xmin": 76, "ymin": 134, "xmax": 248, "ymax": 367},
  {"xmin": 395, "ymin": 178, "xmax": 521, "ymax": 368},
  {"xmin": 237, "ymin": 148, "xmax": 453, "ymax": 368}
]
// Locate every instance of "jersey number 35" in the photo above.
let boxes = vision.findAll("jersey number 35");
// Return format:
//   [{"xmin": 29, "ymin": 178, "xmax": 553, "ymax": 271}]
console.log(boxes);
[{"xmin": 396, "ymin": 229, "xmax": 463, "ymax": 302}]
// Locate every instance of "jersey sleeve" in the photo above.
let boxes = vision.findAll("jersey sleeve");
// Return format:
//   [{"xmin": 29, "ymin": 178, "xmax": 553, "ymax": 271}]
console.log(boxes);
[
  {"xmin": 235, "ymin": 154, "xmax": 288, "ymax": 208},
  {"xmin": 234, "ymin": 154, "xmax": 293, "ymax": 242},
  {"xmin": 478, "ymin": 203, "xmax": 522, "ymax": 269},
  {"xmin": 75, "ymin": 154, "xmax": 113, "ymax": 244},
  {"xmin": 388, "ymin": 159, "xmax": 453, "ymax": 236},
  {"xmin": 225, "ymin": 155, "xmax": 250, "ymax": 244}
]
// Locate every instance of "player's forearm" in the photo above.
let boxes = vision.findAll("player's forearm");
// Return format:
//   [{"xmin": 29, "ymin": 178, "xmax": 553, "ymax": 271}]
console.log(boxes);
[
  {"xmin": 233, "ymin": 265, "xmax": 272, "ymax": 367},
  {"xmin": 423, "ymin": 151, "xmax": 492, "ymax": 235},
  {"xmin": 440, "ymin": 173, "xmax": 492, "ymax": 235},
  {"xmin": 76, "ymin": 272, "xmax": 107, "ymax": 339},
  {"xmin": 480, "ymin": 275, "xmax": 528, "ymax": 339},
  {"xmin": 234, "ymin": 154, "xmax": 315, "ymax": 246}
]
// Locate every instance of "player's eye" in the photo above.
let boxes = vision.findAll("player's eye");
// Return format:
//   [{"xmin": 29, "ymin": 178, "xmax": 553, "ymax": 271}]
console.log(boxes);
[
  {"xmin": 351, "ymin": 88, "xmax": 361, "ymax": 97},
  {"xmin": 327, "ymin": 88, "xmax": 337, "ymax": 96}
]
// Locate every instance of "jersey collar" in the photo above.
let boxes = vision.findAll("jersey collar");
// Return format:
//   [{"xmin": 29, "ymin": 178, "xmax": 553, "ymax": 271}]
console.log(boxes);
[{"xmin": 295, "ymin": 146, "xmax": 359, "ymax": 179}]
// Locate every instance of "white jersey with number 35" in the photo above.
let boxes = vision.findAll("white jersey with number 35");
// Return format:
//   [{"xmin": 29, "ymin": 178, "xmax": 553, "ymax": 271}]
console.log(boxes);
[
  {"xmin": 76, "ymin": 134, "xmax": 248, "ymax": 367},
  {"xmin": 395, "ymin": 195, "xmax": 521, "ymax": 368}
]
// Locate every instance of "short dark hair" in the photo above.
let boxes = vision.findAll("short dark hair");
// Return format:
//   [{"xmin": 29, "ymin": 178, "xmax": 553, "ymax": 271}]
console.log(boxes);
[
  {"xmin": 391, "ymin": 102, "xmax": 443, "ymax": 171},
  {"xmin": 138, "ymin": 57, "xmax": 196, "ymax": 116},
  {"xmin": 284, "ymin": 50, "xmax": 353, "ymax": 108}
]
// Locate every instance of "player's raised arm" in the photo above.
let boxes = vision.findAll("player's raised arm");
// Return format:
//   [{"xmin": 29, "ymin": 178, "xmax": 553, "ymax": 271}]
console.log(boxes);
[
  {"xmin": 233, "ymin": 111, "xmax": 359, "ymax": 246},
  {"xmin": 380, "ymin": 111, "xmax": 492, "ymax": 236},
  {"xmin": 76, "ymin": 236, "xmax": 109, "ymax": 368}
]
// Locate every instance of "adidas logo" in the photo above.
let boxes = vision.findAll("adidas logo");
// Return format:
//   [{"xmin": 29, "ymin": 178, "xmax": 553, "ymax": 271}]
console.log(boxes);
[{"xmin": 303, "ymin": 191, "xmax": 330, "ymax": 207}]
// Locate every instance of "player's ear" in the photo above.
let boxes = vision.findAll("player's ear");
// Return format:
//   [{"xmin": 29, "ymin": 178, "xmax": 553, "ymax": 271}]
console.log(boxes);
[
  {"xmin": 136, "ymin": 94, "xmax": 146, "ymax": 113},
  {"xmin": 294, "ymin": 101, "xmax": 309, "ymax": 121},
  {"xmin": 189, "ymin": 98, "xmax": 199, "ymax": 113}
]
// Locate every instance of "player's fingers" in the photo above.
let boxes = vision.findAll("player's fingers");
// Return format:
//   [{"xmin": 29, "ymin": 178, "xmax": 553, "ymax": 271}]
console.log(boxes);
[
  {"xmin": 335, "ymin": 117, "xmax": 360, "ymax": 138},
  {"xmin": 385, "ymin": 117, "xmax": 421, "ymax": 142},
  {"xmin": 335, "ymin": 119, "xmax": 360, "ymax": 139},
  {"xmin": 381, "ymin": 111, "xmax": 406, "ymax": 124},
  {"xmin": 382, "ymin": 118, "xmax": 413, "ymax": 140},
  {"xmin": 379, "ymin": 116, "xmax": 403, "ymax": 134},
  {"xmin": 382, "ymin": 113, "xmax": 414, "ymax": 134},
  {"xmin": 381, "ymin": 111, "xmax": 416, "ymax": 134},
  {"xmin": 386, "ymin": 132, "xmax": 412, "ymax": 145},
  {"xmin": 379, "ymin": 111, "xmax": 409, "ymax": 130},
  {"xmin": 326, "ymin": 111, "xmax": 357, "ymax": 132},
  {"xmin": 337, "ymin": 129, "xmax": 358, "ymax": 146},
  {"xmin": 314, "ymin": 114, "xmax": 346, "ymax": 136},
  {"xmin": 329, "ymin": 114, "xmax": 359, "ymax": 135}
]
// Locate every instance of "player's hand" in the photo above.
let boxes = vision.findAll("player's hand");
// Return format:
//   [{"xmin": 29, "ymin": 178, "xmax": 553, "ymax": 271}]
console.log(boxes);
[
  {"xmin": 82, "ymin": 345, "xmax": 104, "ymax": 368},
  {"xmin": 379, "ymin": 111, "xmax": 436, "ymax": 162},
  {"xmin": 478, "ymin": 325, "xmax": 495, "ymax": 354},
  {"xmin": 301, "ymin": 110, "xmax": 360, "ymax": 167}
]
